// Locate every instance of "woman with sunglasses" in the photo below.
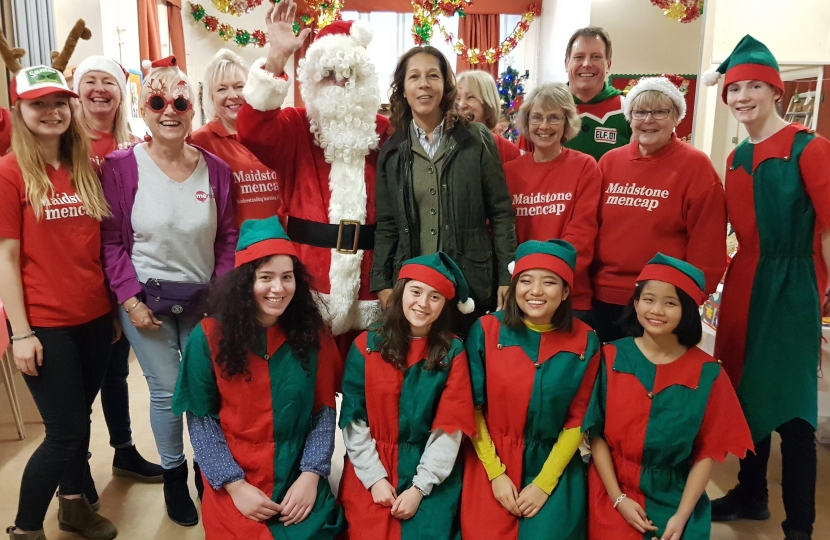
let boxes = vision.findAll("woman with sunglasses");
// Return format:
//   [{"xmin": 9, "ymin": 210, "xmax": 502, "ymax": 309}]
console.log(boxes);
[
  {"xmin": 99, "ymin": 56, "xmax": 238, "ymax": 528},
  {"xmin": 591, "ymin": 76, "xmax": 727, "ymax": 342}
]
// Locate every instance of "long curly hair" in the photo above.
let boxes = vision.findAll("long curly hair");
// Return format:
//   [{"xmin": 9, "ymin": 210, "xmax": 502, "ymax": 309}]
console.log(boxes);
[
  {"xmin": 388, "ymin": 46, "xmax": 469, "ymax": 134},
  {"xmin": 375, "ymin": 279, "xmax": 453, "ymax": 371},
  {"xmin": 206, "ymin": 255, "xmax": 324, "ymax": 379}
]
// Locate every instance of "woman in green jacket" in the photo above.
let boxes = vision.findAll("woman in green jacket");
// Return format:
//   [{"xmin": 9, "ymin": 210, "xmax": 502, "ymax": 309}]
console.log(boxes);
[{"xmin": 369, "ymin": 46, "xmax": 516, "ymax": 336}]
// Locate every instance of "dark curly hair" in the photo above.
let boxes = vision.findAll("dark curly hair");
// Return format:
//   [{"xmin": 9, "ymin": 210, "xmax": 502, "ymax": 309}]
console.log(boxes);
[
  {"xmin": 375, "ymin": 279, "xmax": 453, "ymax": 371},
  {"xmin": 206, "ymin": 255, "xmax": 324, "ymax": 379},
  {"xmin": 389, "ymin": 46, "xmax": 469, "ymax": 134}
]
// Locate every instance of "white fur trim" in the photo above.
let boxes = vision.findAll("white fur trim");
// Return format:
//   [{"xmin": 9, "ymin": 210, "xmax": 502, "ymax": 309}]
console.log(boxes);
[
  {"xmin": 242, "ymin": 58, "xmax": 291, "ymax": 112},
  {"xmin": 74, "ymin": 57, "xmax": 127, "ymax": 99},
  {"xmin": 316, "ymin": 294, "xmax": 381, "ymax": 334},
  {"xmin": 349, "ymin": 20, "xmax": 373, "ymax": 48},
  {"xmin": 458, "ymin": 297, "xmax": 476, "ymax": 314},
  {"xmin": 507, "ymin": 261, "xmax": 516, "ymax": 275},
  {"xmin": 702, "ymin": 70, "xmax": 722, "ymax": 87},
  {"xmin": 141, "ymin": 59, "xmax": 153, "ymax": 70},
  {"xmin": 624, "ymin": 76, "xmax": 687, "ymax": 123}
]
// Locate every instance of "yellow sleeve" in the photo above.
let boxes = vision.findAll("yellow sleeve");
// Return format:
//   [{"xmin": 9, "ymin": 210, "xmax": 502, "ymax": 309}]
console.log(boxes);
[
  {"xmin": 471, "ymin": 407, "xmax": 506, "ymax": 480},
  {"xmin": 531, "ymin": 427, "xmax": 584, "ymax": 495}
]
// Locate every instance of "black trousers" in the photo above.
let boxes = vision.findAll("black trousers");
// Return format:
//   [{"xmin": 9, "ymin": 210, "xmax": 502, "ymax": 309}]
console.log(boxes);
[
  {"xmin": 100, "ymin": 334, "xmax": 133, "ymax": 448},
  {"xmin": 738, "ymin": 418, "xmax": 816, "ymax": 536},
  {"xmin": 591, "ymin": 299, "xmax": 628, "ymax": 343},
  {"xmin": 15, "ymin": 315, "xmax": 112, "ymax": 531}
]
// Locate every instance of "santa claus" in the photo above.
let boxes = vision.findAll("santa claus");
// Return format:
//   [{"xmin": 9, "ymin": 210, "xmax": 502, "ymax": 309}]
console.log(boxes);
[{"xmin": 237, "ymin": 0, "xmax": 388, "ymax": 342}]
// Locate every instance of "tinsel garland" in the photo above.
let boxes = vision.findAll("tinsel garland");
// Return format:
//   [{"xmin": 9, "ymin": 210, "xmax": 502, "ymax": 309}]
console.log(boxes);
[
  {"xmin": 411, "ymin": 0, "xmax": 471, "ymax": 46},
  {"xmin": 210, "ymin": 0, "xmax": 266, "ymax": 16},
  {"xmin": 650, "ymin": 0, "xmax": 704, "ymax": 23}
]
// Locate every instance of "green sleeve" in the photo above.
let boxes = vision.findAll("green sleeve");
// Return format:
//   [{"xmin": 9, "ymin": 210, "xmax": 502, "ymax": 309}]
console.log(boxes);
[
  {"xmin": 465, "ymin": 318, "xmax": 487, "ymax": 407},
  {"xmin": 581, "ymin": 354, "xmax": 607, "ymax": 439},
  {"xmin": 338, "ymin": 340, "xmax": 368, "ymax": 429},
  {"xmin": 172, "ymin": 322, "xmax": 220, "ymax": 418},
  {"xmin": 370, "ymin": 149, "xmax": 399, "ymax": 292}
]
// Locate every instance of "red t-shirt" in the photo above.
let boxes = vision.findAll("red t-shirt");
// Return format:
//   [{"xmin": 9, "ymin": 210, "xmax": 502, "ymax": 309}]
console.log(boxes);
[
  {"xmin": 0, "ymin": 153, "xmax": 111, "ymax": 327},
  {"xmin": 504, "ymin": 149, "xmax": 602, "ymax": 310},
  {"xmin": 593, "ymin": 135, "xmax": 727, "ymax": 305},
  {"xmin": 89, "ymin": 130, "xmax": 118, "ymax": 174},
  {"xmin": 0, "ymin": 107, "xmax": 11, "ymax": 157},
  {"xmin": 191, "ymin": 120, "xmax": 282, "ymax": 227}
]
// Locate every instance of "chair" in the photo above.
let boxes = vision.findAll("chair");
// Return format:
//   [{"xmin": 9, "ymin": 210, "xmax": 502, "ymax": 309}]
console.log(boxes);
[{"xmin": 0, "ymin": 300, "xmax": 25, "ymax": 439}]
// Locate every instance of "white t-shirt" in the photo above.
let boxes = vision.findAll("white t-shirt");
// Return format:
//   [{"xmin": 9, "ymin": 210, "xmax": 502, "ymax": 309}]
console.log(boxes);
[{"xmin": 131, "ymin": 144, "xmax": 217, "ymax": 284}]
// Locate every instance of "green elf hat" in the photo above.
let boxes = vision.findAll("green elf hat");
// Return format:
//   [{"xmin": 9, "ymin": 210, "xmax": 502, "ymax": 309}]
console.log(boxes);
[
  {"xmin": 702, "ymin": 35, "xmax": 784, "ymax": 103},
  {"xmin": 636, "ymin": 253, "xmax": 707, "ymax": 305},
  {"xmin": 235, "ymin": 216, "xmax": 298, "ymax": 268},
  {"xmin": 508, "ymin": 239, "xmax": 577, "ymax": 287},
  {"xmin": 398, "ymin": 252, "xmax": 475, "ymax": 314}
]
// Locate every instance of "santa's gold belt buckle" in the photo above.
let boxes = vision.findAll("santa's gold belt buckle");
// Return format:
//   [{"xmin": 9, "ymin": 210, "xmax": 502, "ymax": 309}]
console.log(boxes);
[{"xmin": 336, "ymin": 220, "xmax": 361, "ymax": 254}]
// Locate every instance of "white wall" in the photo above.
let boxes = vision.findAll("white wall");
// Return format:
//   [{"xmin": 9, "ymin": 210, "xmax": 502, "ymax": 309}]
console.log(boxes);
[{"xmin": 53, "ymin": 0, "xmax": 105, "ymax": 70}]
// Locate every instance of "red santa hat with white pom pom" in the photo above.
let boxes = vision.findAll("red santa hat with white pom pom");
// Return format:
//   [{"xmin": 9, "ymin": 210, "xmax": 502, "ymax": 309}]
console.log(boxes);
[{"xmin": 306, "ymin": 19, "xmax": 373, "ymax": 58}]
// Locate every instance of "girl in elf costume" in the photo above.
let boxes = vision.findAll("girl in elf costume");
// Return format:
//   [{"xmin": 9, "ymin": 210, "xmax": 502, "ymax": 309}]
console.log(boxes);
[
  {"xmin": 338, "ymin": 252, "xmax": 476, "ymax": 540},
  {"xmin": 460, "ymin": 239, "xmax": 601, "ymax": 540},
  {"xmin": 172, "ymin": 217, "xmax": 344, "ymax": 540},
  {"xmin": 583, "ymin": 254, "xmax": 753, "ymax": 540},
  {"xmin": 704, "ymin": 36, "xmax": 830, "ymax": 540}
]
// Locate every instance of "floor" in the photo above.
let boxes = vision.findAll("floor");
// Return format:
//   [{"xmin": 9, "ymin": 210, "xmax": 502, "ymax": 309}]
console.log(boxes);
[{"xmin": 1, "ymin": 353, "xmax": 828, "ymax": 540}]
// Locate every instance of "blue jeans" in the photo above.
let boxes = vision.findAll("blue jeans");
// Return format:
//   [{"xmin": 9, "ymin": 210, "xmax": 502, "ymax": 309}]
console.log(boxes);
[{"xmin": 118, "ymin": 310, "xmax": 201, "ymax": 470}]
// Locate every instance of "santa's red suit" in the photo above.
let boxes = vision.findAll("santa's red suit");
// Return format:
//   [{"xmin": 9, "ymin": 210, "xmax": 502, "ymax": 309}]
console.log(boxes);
[{"xmin": 238, "ymin": 21, "xmax": 389, "ymax": 336}]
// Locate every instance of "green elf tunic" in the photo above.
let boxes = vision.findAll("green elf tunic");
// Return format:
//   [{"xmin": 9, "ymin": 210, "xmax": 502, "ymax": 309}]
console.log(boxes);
[
  {"xmin": 338, "ymin": 330, "xmax": 476, "ymax": 540},
  {"xmin": 583, "ymin": 338, "xmax": 753, "ymax": 540},
  {"xmin": 566, "ymin": 83, "xmax": 633, "ymax": 160},
  {"xmin": 173, "ymin": 318, "xmax": 344, "ymax": 540},
  {"xmin": 715, "ymin": 123, "xmax": 830, "ymax": 441},
  {"xmin": 460, "ymin": 312, "xmax": 601, "ymax": 540}
]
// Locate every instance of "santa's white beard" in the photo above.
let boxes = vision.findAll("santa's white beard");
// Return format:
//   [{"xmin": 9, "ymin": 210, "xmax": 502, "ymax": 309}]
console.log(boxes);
[{"xmin": 304, "ymin": 83, "xmax": 380, "ymax": 164}]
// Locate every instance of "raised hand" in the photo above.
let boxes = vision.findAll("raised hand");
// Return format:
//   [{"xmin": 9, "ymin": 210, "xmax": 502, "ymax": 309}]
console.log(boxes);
[{"xmin": 263, "ymin": 0, "xmax": 312, "ymax": 75}]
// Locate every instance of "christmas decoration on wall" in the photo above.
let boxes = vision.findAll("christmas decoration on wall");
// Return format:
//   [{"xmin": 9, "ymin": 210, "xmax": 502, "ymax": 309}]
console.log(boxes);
[
  {"xmin": 610, "ymin": 74, "xmax": 697, "ymax": 141},
  {"xmin": 650, "ymin": 0, "xmax": 704, "ymax": 23},
  {"xmin": 496, "ymin": 66, "xmax": 527, "ymax": 141},
  {"xmin": 210, "ymin": 0, "xmax": 266, "ymax": 16},
  {"xmin": 411, "ymin": 0, "xmax": 470, "ymax": 46},
  {"xmin": 435, "ymin": 4, "xmax": 540, "ymax": 65}
]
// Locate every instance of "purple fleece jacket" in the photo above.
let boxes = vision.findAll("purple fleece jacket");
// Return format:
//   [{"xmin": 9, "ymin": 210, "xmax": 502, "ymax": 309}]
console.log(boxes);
[{"xmin": 100, "ymin": 144, "xmax": 238, "ymax": 304}]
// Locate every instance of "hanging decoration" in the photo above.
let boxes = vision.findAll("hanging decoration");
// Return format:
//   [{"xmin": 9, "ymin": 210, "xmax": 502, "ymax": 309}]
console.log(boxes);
[
  {"xmin": 411, "ymin": 0, "xmax": 470, "ymax": 46},
  {"xmin": 650, "ymin": 0, "xmax": 704, "ymax": 23},
  {"xmin": 496, "ymin": 66, "xmax": 527, "ymax": 142},
  {"xmin": 210, "ymin": 0, "xmax": 267, "ymax": 16},
  {"xmin": 189, "ymin": 3, "xmax": 272, "ymax": 46},
  {"xmin": 303, "ymin": 0, "xmax": 345, "ymax": 29},
  {"xmin": 434, "ymin": 4, "xmax": 540, "ymax": 65}
]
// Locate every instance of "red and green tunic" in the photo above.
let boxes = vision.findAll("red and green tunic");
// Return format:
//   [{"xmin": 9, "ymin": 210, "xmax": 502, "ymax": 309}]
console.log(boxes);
[
  {"xmin": 461, "ymin": 313, "xmax": 601, "ymax": 539},
  {"xmin": 583, "ymin": 338, "xmax": 753, "ymax": 540},
  {"xmin": 173, "ymin": 318, "xmax": 344, "ymax": 540},
  {"xmin": 338, "ymin": 330, "xmax": 476, "ymax": 540},
  {"xmin": 715, "ymin": 124, "xmax": 830, "ymax": 442}
]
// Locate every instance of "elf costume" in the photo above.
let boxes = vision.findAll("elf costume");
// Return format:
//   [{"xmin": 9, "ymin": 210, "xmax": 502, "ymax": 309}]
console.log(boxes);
[
  {"xmin": 338, "ymin": 253, "xmax": 476, "ymax": 540},
  {"xmin": 566, "ymin": 83, "xmax": 633, "ymax": 160},
  {"xmin": 706, "ymin": 35, "xmax": 830, "ymax": 538},
  {"xmin": 583, "ymin": 254, "xmax": 753, "ymax": 540},
  {"xmin": 461, "ymin": 240, "xmax": 600, "ymax": 540},
  {"xmin": 173, "ymin": 217, "xmax": 344, "ymax": 540}
]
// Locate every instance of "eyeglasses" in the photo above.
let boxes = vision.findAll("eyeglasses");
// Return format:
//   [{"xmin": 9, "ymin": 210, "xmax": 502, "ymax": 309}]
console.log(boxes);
[
  {"xmin": 529, "ymin": 114, "xmax": 565, "ymax": 126},
  {"xmin": 146, "ymin": 95, "xmax": 192, "ymax": 114},
  {"xmin": 631, "ymin": 109, "xmax": 671, "ymax": 120}
]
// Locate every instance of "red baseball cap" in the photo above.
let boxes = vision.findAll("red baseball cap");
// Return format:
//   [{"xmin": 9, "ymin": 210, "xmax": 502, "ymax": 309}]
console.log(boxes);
[{"xmin": 10, "ymin": 65, "xmax": 78, "ymax": 105}]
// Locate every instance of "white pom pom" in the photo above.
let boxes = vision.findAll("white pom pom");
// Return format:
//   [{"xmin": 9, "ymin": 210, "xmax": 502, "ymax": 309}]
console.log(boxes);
[
  {"xmin": 507, "ymin": 261, "xmax": 516, "ymax": 275},
  {"xmin": 457, "ymin": 297, "xmax": 476, "ymax": 314},
  {"xmin": 141, "ymin": 59, "xmax": 153, "ymax": 70},
  {"xmin": 350, "ymin": 20, "xmax": 373, "ymax": 48},
  {"xmin": 702, "ymin": 70, "xmax": 722, "ymax": 87}
]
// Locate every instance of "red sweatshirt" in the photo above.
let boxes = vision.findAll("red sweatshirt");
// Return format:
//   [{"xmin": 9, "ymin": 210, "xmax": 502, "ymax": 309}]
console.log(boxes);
[
  {"xmin": 494, "ymin": 134, "xmax": 522, "ymax": 165},
  {"xmin": 504, "ymin": 148, "xmax": 602, "ymax": 310},
  {"xmin": 593, "ymin": 135, "xmax": 727, "ymax": 305}
]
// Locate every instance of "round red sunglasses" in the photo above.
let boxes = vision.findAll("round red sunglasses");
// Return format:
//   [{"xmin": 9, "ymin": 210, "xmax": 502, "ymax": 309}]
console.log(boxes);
[{"xmin": 146, "ymin": 95, "xmax": 192, "ymax": 114}]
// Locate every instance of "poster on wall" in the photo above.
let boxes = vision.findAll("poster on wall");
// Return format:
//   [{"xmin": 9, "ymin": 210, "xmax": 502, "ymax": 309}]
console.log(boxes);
[
  {"xmin": 127, "ymin": 70, "xmax": 143, "ymax": 119},
  {"xmin": 610, "ymin": 75, "xmax": 697, "ymax": 142}
]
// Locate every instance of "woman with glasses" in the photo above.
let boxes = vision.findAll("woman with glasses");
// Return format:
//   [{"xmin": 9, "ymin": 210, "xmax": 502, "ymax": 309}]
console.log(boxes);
[
  {"xmin": 99, "ymin": 56, "xmax": 238, "ymax": 527},
  {"xmin": 504, "ymin": 83, "xmax": 602, "ymax": 322},
  {"xmin": 591, "ymin": 76, "xmax": 726, "ymax": 342}
]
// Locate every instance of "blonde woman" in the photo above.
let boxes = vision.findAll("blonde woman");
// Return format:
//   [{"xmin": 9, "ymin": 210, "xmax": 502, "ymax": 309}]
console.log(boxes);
[
  {"xmin": 99, "ymin": 56, "xmax": 237, "ymax": 527},
  {"xmin": 73, "ymin": 55, "xmax": 163, "ymax": 497},
  {"xmin": 191, "ymin": 49, "xmax": 281, "ymax": 226},
  {"xmin": 456, "ymin": 70, "xmax": 521, "ymax": 164},
  {"xmin": 0, "ymin": 66, "xmax": 117, "ymax": 540}
]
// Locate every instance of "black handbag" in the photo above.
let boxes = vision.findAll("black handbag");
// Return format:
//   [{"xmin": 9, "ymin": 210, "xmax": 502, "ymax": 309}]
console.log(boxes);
[{"xmin": 141, "ymin": 279, "xmax": 209, "ymax": 317}]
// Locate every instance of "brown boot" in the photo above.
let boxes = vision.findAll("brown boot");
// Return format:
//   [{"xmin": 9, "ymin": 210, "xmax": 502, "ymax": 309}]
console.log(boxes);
[
  {"xmin": 6, "ymin": 527, "xmax": 46, "ymax": 540},
  {"xmin": 57, "ymin": 496, "xmax": 117, "ymax": 540}
]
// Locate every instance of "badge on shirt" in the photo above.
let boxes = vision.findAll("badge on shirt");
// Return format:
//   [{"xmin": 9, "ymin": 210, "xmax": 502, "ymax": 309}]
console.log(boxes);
[{"xmin": 594, "ymin": 127, "xmax": 618, "ymax": 144}]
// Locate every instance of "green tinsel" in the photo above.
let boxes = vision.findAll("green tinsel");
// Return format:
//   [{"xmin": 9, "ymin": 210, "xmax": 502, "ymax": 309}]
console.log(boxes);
[
  {"xmin": 235, "ymin": 29, "xmax": 251, "ymax": 46},
  {"xmin": 292, "ymin": 21, "xmax": 301, "ymax": 35},
  {"xmin": 191, "ymin": 5, "xmax": 206, "ymax": 21}
]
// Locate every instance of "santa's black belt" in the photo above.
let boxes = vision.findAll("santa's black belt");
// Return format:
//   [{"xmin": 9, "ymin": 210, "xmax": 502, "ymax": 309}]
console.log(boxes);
[{"xmin": 286, "ymin": 216, "xmax": 375, "ymax": 254}]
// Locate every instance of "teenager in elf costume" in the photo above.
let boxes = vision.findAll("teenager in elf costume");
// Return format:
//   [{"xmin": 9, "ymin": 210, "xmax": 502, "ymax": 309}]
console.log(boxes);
[
  {"xmin": 173, "ymin": 217, "xmax": 344, "ymax": 540},
  {"xmin": 704, "ymin": 36, "xmax": 830, "ymax": 540},
  {"xmin": 338, "ymin": 252, "xmax": 476, "ymax": 540},
  {"xmin": 583, "ymin": 254, "xmax": 753, "ymax": 540},
  {"xmin": 460, "ymin": 239, "xmax": 601, "ymax": 540},
  {"xmin": 237, "ymin": 0, "xmax": 389, "ymax": 346}
]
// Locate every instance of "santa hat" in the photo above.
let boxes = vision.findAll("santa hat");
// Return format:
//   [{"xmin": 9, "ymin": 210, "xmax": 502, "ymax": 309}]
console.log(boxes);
[
  {"xmin": 636, "ymin": 253, "xmax": 708, "ymax": 305},
  {"xmin": 235, "ymin": 216, "xmax": 298, "ymax": 268},
  {"xmin": 398, "ymin": 252, "xmax": 475, "ymax": 314},
  {"xmin": 141, "ymin": 55, "xmax": 178, "ymax": 72},
  {"xmin": 10, "ymin": 65, "xmax": 78, "ymax": 105},
  {"xmin": 702, "ymin": 35, "xmax": 783, "ymax": 103},
  {"xmin": 306, "ymin": 19, "xmax": 373, "ymax": 60},
  {"xmin": 508, "ymin": 239, "xmax": 577, "ymax": 288},
  {"xmin": 624, "ymin": 76, "xmax": 687, "ymax": 122},
  {"xmin": 73, "ymin": 56, "xmax": 128, "ymax": 100}
]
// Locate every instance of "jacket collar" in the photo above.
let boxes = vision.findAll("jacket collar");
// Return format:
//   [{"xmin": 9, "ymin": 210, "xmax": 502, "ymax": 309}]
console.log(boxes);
[{"xmin": 386, "ymin": 116, "xmax": 473, "ymax": 152}]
